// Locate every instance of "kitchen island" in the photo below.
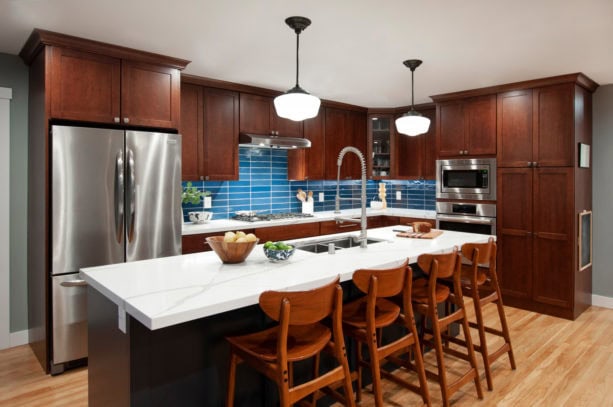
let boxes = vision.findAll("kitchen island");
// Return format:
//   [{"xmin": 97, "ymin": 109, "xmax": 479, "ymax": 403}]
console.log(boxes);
[{"xmin": 81, "ymin": 226, "xmax": 492, "ymax": 406}]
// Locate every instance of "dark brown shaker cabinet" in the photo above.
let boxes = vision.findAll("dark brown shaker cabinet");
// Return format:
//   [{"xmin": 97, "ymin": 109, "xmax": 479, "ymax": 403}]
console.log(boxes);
[
  {"xmin": 49, "ymin": 46, "xmax": 181, "ymax": 129},
  {"xmin": 239, "ymin": 93, "xmax": 303, "ymax": 138}
]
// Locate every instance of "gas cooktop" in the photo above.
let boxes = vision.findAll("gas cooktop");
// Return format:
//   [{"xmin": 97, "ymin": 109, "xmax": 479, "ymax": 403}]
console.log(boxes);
[{"xmin": 232, "ymin": 212, "xmax": 315, "ymax": 222}]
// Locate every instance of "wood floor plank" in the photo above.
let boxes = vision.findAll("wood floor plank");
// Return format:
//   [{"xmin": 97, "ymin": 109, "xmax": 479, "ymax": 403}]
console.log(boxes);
[{"xmin": 0, "ymin": 304, "xmax": 611, "ymax": 406}]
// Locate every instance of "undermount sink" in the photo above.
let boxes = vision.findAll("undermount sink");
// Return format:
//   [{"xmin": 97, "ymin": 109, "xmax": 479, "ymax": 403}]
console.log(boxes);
[{"xmin": 294, "ymin": 235, "xmax": 387, "ymax": 254}]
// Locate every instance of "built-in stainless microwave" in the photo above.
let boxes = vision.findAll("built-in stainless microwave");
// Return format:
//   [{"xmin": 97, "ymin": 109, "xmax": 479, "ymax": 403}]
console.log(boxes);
[{"xmin": 436, "ymin": 158, "xmax": 496, "ymax": 201}]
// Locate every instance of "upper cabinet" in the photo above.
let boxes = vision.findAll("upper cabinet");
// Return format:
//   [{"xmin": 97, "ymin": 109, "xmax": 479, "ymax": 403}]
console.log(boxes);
[
  {"xmin": 239, "ymin": 93, "xmax": 303, "ymax": 138},
  {"xmin": 435, "ymin": 94, "xmax": 496, "ymax": 158},
  {"xmin": 287, "ymin": 112, "xmax": 325, "ymax": 180},
  {"xmin": 367, "ymin": 115, "xmax": 392, "ymax": 179},
  {"xmin": 22, "ymin": 29, "xmax": 189, "ymax": 130},
  {"xmin": 392, "ymin": 106, "xmax": 436, "ymax": 179},
  {"xmin": 497, "ymin": 83, "xmax": 574, "ymax": 168},
  {"xmin": 180, "ymin": 83, "xmax": 239, "ymax": 181},
  {"xmin": 47, "ymin": 44, "xmax": 181, "ymax": 129},
  {"xmin": 324, "ymin": 107, "xmax": 367, "ymax": 180}
]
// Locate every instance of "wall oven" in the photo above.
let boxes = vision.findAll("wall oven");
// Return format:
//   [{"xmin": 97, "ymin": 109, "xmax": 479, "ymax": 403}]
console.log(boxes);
[
  {"xmin": 436, "ymin": 158, "xmax": 496, "ymax": 201},
  {"xmin": 436, "ymin": 202, "xmax": 496, "ymax": 235}
]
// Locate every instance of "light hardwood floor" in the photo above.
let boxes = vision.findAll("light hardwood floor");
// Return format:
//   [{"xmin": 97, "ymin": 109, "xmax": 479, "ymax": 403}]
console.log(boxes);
[{"xmin": 1, "ymin": 303, "xmax": 611, "ymax": 406}]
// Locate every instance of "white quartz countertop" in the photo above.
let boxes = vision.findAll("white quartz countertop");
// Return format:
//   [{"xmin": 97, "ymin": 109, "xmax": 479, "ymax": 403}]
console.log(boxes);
[
  {"xmin": 182, "ymin": 208, "xmax": 436, "ymax": 235},
  {"xmin": 81, "ymin": 226, "xmax": 491, "ymax": 331}
]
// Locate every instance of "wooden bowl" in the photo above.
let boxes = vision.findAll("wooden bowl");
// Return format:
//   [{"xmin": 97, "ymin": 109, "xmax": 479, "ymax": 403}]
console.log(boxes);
[{"xmin": 206, "ymin": 236, "xmax": 259, "ymax": 264}]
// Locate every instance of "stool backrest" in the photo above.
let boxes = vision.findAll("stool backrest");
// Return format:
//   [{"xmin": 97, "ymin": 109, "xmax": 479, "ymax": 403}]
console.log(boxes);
[
  {"xmin": 259, "ymin": 277, "xmax": 340, "ymax": 326},
  {"xmin": 352, "ymin": 259, "xmax": 410, "ymax": 298},
  {"xmin": 461, "ymin": 237, "xmax": 495, "ymax": 266},
  {"xmin": 417, "ymin": 248, "xmax": 459, "ymax": 279}
]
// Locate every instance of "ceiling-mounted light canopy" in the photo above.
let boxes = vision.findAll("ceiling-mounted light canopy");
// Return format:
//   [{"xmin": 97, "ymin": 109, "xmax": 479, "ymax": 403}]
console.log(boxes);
[
  {"xmin": 395, "ymin": 59, "xmax": 430, "ymax": 137},
  {"xmin": 273, "ymin": 16, "xmax": 321, "ymax": 122}
]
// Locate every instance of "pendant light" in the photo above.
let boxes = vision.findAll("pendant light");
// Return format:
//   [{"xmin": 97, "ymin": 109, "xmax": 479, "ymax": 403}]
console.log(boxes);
[
  {"xmin": 395, "ymin": 59, "xmax": 430, "ymax": 136},
  {"xmin": 273, "ymin": 16, "xmax": 321, "ymax": 122}
]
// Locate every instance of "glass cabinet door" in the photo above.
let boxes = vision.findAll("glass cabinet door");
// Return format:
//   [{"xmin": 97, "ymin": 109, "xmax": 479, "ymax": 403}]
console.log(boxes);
[{"xmin": 368, "ymin": 115, "xmax": 392, "ymax": 179}]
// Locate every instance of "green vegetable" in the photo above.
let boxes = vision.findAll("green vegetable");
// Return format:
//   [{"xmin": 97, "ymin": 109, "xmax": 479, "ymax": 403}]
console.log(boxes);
[{"xmin": 264, "ymin": 241, "xmax": 275, "ymax": 249}]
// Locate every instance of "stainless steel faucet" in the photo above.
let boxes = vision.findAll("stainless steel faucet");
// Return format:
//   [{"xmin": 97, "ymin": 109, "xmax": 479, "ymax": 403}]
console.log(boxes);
[{"xmin": 334, "ymin": 146, "xmax": 368, "ymax": 248}]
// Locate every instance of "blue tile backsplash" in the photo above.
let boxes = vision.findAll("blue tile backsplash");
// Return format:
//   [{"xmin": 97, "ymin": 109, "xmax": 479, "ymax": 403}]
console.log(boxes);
[{"xmin": 182, "ymin": 147, "xmax": 436, "ymax": 221}]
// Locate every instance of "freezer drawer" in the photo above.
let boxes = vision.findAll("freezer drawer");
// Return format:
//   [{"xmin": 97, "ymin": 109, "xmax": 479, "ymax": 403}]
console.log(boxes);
[{"xmin": 52, "ymin": 274, "xmax": 88, "ymax": 365}]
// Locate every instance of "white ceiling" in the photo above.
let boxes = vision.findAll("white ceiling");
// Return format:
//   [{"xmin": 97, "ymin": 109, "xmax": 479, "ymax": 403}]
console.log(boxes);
[{"xmin": 1, "ymin": 0, "xmax": 612, "ymax": 107}]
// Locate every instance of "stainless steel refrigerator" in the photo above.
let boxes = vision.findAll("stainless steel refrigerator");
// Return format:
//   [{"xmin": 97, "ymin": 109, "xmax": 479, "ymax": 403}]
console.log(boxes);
[{"xmin": 50, "ymin": 125, "xmax": 181, "ymax": 373}]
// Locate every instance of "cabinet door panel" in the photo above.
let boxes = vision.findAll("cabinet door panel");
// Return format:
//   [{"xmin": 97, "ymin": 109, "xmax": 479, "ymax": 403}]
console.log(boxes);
[
  {"xmin": 437, "ymin": 101, "xmax": 465, "ymax": 157},
  {"xmin": 346, "ymin": 110, "xmax": 367, "ymax": 179},
  {"xmin": 394, "ymin": 114, "xmax": 422, "ymax": 179},
  {"xmin": 288, "ymin": 113, "xmax": 325, "ymax": 180},
  {"xmin": 255, "ymin": 223, "xmax": 319, "ymax": 242},
  {"xmin": 532, "ymin": 167, "xmax": 573, "ymax": 307},
  {"xmin": 421, "ymin": 108, "xmax": 437, "ymax": 179},
  {"xmin": 50, "ymin": 47, "xmax": 121, "ymax": 123},
  {"xmin": 465, "ymin": 95, "xmax": 496, "ymax": 155},
  {"xmin": 121, "ymin": 61, "xmax": 180, "ymax": 129},
  {"xmin": 324, "ymin": 107, "xmax": 347, "ymax": 179},
  {"xmin": 534, "ymin": 84, "xmax": 573, "ymax": 167},
  {"xmin": 271, "ymin": 111, "xmax": 303, "ymax": 138},
  {"xmin": 203, "ymin": 88, "xmax": 239, "ymax": 180},
  {"xmin": 180, "ymin": 84, "xmax": 203, "ymax": 180},
  {"xmin": 497, "ymin": 90, "xmax": 533, "ymax": 167},
  {"xmin": 239, "ymin": 93, "xmax": 271, "ymax": 134},
  {"xmin": 497, "ymin": 168, "xmax": 533, "ymax": 298}
]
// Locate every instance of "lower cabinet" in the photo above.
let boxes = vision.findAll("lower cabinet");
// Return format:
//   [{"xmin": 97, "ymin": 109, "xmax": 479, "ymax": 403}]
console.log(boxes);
[
  {"xmin": 255, "ymin": 223, "xmax": 320, "ymax": 242},
  {"xmin": 182, "ymin": 230, "xmax": 255, "ymax": 254},
  {"xmin": 498, "ymin": 167, "xmax": 576, "ymax": 318}
]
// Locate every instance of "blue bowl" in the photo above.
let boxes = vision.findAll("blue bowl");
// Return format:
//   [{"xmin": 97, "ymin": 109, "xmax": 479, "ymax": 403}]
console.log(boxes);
[{"xmin": 263, "ymin": 246, "xmax": 295, "ymax": 262}]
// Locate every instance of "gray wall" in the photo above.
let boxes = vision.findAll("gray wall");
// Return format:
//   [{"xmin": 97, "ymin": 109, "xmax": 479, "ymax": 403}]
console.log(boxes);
[
  {"xmin": 593, "ymin": 84, "xmax": 613, "ymax": 298},
  {"xmin": 0, "ymin": 53, "xmax": 29, "ymax": 333}
]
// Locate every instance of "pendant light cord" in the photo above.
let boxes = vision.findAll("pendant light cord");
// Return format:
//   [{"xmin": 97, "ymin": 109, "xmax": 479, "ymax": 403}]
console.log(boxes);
[
  {"xmin": 295, "ymin": 32, "xmax": 300, "ymax": 87},
  {"xmin": 411, "ymin": 68, "xmax": 415, "ymax": 111}
]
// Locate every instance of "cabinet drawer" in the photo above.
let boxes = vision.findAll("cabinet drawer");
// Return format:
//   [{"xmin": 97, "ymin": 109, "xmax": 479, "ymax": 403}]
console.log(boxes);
[
  {"xmin": 255, "ymin": 223, "xmax": 320, "ymax": 242},
  {"xmin": 319, "ymin": 220, "xmax": 361, "ymax": 235}
]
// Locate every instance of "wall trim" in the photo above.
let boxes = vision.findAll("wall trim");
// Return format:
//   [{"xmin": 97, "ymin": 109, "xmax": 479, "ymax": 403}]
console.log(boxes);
[
  {"xmin": 9, "ymin": 329, "xmax": 29, "ymax": 347},
  {"xmin": 592, "ymin": 294, "xmax": 613, "ymax": 309},
  {"xmin": 0, "ymin": 86, "xmax": 11, "ymax": 350}
]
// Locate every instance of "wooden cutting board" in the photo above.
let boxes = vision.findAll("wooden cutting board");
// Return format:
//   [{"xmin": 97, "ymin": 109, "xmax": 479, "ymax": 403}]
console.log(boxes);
[{"xmin": 396, "ymin": 230, "xmax": 444, "ymax": 239}]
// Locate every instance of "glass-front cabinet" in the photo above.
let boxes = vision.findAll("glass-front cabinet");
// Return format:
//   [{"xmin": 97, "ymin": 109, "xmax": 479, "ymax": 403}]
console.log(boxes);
[{"xmin": 368, "ymin": 114, "xmax": 392, "ymax": 179}]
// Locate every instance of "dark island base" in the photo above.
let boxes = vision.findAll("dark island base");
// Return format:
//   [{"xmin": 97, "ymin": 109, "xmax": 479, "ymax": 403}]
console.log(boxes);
[{"xmin": 88, "ymin": 279, "xmax": 453, "ymax": 406}]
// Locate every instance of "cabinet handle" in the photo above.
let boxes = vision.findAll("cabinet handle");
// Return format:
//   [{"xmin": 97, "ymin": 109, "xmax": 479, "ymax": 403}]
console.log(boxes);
[
  {"xmin": 124, "ymin": 117, "xmax": 130, "ymax": 124},
  {"xmin": 114, "ymin": 117, "xmax": 120, "ymax": 123}
]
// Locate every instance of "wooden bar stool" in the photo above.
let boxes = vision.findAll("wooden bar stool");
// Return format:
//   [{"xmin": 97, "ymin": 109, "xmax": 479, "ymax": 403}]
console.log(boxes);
[
  {"xmin": 453, "ymin": 238, "xmax": 516, "ymax": 390},
  {"xmin": 342, "ymin": 259, "xmax": 430, "ymax": 407},
  {"xmin": 225, "ymin": 277, "xmax": 355, "ymax": 407},
  {"xmin": 412, "ymin": 248, "xmax": 483, "ymax": 407}
]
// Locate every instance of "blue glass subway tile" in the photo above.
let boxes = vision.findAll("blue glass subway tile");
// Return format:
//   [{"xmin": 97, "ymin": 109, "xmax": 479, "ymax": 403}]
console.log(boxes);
[{"xmin": 227, "ymin": 192, "xmax": 250, "ymax": 201}]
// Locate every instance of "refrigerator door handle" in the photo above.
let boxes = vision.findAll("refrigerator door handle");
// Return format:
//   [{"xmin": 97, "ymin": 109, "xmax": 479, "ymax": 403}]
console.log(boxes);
[
  {"xmin": 126, "ymin": 148, "xmax": 136, "ymax": 243},
  {"xmin": 60, "ymin": 279, "xmax": 88, "ymax": 287},
  {"xmin": 114, "ymin": 150, "xmax": 124, "ymax": 244}
]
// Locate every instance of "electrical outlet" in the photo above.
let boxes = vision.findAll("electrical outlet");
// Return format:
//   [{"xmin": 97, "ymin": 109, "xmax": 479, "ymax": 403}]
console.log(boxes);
[
  {"xmin": 319, "ymin": 192, "xmax": 324, "ymax": 202},
  {"xmin": 396, "ymin": 191, "xmax": 402, "ymax": 201},
  {"xmin": 204, "ymin": 196, "xmax": 212, "ymax": 208}
]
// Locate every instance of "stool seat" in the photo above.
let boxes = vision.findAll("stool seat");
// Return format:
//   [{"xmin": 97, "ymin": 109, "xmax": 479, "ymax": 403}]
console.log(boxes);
[
  {"xmin": 226, "ymin": 323, "xmax": 331, "ymax": 363},
  {"xmin": 342, "ymin": 297, "xmax": 399, "ymax": 329},
  {"xmin": 460, "ymin": 264, "xmax": 488, "ymax": 285},
  {"xmin": 411, "ymin": 277, "xmax": 450, "ymax": 304}
]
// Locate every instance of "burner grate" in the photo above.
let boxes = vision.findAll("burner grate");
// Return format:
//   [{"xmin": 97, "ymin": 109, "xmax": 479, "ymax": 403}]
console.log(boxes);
[{"xmin": 232, "ymin": 212, "xmax": 314, "ymax": 222}]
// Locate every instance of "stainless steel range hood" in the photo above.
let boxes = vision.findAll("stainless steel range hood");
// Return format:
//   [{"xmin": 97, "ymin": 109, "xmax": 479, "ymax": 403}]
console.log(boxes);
[{"xmin": 239, "ymin": 133, "xmax": 311, "ymax": 149}]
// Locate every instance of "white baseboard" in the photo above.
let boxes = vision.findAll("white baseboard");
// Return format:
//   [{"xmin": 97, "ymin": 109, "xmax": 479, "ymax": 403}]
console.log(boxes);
[
  {"xmin": 9, "ymin": 329, "xmax": 29, "ymax": 347},
  {"xmin": 592, "ymin": 294, "xmax": 613, "ymax": 309}
]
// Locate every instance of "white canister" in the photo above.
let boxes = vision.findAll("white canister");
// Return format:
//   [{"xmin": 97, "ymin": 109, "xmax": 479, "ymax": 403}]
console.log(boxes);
[{"xmin": 302, "ymin": 201, "xmax": 314, "ymax": 214}]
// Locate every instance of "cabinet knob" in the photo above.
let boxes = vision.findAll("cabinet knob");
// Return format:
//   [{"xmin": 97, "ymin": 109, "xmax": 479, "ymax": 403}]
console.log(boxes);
[
  {"xmin": 123, "ymin": 117, "xmax": 130, "ymax": 124},
  {"xmin": 464, "ymin": 150, "xmax": 469, "ymax": 155},
  {"xmin": 114, "ymin": 117, "xmax": 120, "ymax": 123},
  {"xmin": 533, "ymin": 161, "xmax": 538, "ymax": 167},
  {"xmin": 459, "ymin": 150, "xmax": 464, "ymax": 155},
  {"xmin": 205, "ymin": 176, "xmax": 210, "ymax": 181},
  {"xmin": 199, "ymin": 176, "xmax": 204, "ymax": 181}
]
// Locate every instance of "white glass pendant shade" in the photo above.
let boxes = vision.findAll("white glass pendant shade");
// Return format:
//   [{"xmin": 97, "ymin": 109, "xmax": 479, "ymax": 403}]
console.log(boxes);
[
  {"xmin": 395, "ymin": 111, "xmax": 430, "ymax": 137},
  {"xmin": 274, "ymin": 87, "xmax": 321, "ymax": 121}
]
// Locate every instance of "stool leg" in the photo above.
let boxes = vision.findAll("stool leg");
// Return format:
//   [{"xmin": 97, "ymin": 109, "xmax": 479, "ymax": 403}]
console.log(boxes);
[
  {"xmin": 356, "ymin": 341, "xmax": 363, "ymax": 403},
  {"xmin": 495, "ymin": 296, "xmax": 516, "ymax": 370},
  {"xmin": 410, "ymin": 325, "xmax": 431, "ymax": 406},
  {"xmin": 473, "ymin": 290, "xmax": 493, "ymax": 391},
  {"xmin": 366, "ymin": 330, "xmax": 384, "ymax": 407},
  {"xmin": 430, "ymin": 311, "xmax": 451, "ymax": 407},
  {"xmin": 337, "ymin": 342, "xmax": 356, "ymax": 407},
  {"xmin": 459, "ymin": 307, "xmax": 484, "ymax": 400},
  {"xmin": 226, "ymin": 352, "xmax": 238, "ymax": 407}
]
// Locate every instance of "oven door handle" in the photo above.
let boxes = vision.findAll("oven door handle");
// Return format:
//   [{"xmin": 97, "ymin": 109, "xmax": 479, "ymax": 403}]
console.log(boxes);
[{"xmin": 436, "ymin": 215, "xmax": 495, "ymax": 225}]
